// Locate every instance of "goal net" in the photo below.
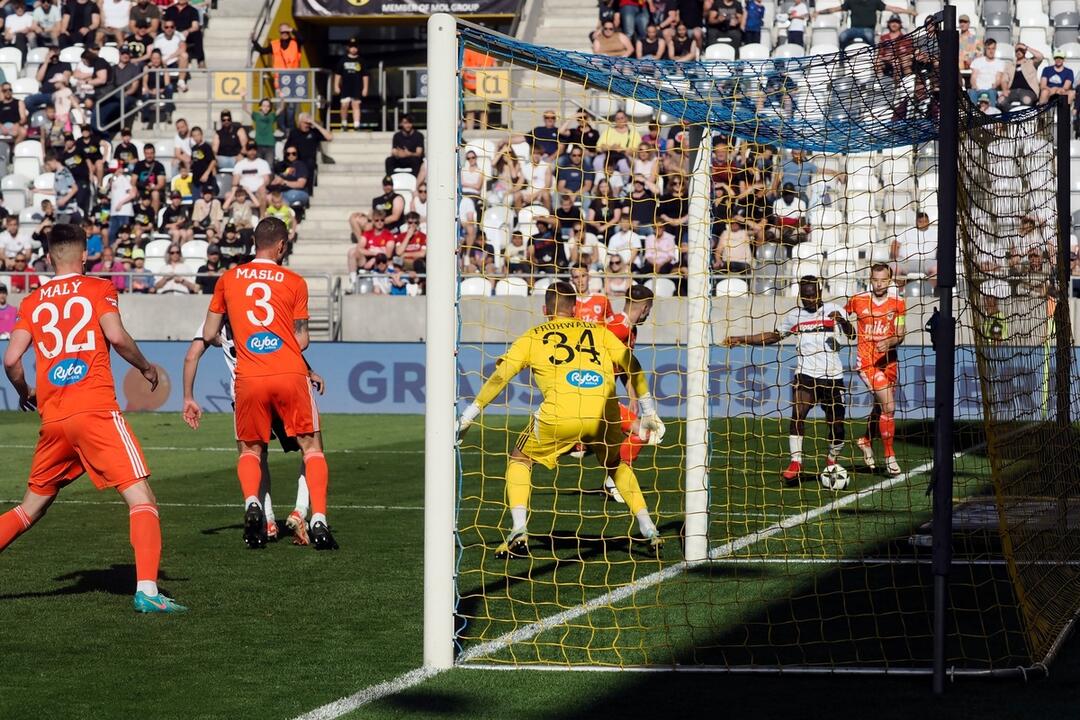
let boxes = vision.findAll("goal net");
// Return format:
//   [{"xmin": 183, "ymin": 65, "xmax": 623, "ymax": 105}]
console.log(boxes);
[{"xmin": 424, "ymin": 13, "xmax": 1080, "ymax": 674}]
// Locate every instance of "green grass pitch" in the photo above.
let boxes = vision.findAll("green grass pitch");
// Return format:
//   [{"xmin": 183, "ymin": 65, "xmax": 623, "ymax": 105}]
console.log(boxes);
[{"xmin": 1, "ymin": 412, "xmax": 1078, "ymax": 719}]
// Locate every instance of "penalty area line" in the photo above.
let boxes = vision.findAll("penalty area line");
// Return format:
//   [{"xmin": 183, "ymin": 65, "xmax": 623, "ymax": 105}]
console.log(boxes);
[{"xmin": 290, "ymin": 458, "xmax": 935, "ymax": 719}]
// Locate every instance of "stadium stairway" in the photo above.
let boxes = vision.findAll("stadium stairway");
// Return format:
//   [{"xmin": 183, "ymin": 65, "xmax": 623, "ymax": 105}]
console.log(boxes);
[
  {"xmin": 286, "ymin": 131, "xmax": 394, "ymax": 274},
  {"xmin": 522, "ymin": 0, "xmax": 595, "ymax": 51}
]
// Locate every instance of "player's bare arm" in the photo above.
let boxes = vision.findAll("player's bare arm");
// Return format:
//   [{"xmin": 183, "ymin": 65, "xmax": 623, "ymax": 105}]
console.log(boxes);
[
  {"xmin": 294, "ymin": 317, "xmax": 310, "ymax": 350},
  {"xmin": 182, "ymin": 310, "xmax": 226, "ymax": 429},
  {"xmin": 100, "ymin": 313, "xmax": 158, "ymax": 391},
  {"xmin": 3, "ymin": 328, "xmax": 35, "ymax": 409},
  {"xmin": 830, "ymin": 310, "xmax": 856, "ymax": 339},
  {"xmin": 875, "ymin": 315, "xmax": 907, "ymax": 353},
  {"xmin": 722, "ymin": 330, "xmax": 784, "ymax": 347}
]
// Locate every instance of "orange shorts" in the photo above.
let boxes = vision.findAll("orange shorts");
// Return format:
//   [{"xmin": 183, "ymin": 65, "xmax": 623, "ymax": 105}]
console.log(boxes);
[
  {"xmin": 619, "ymin": 403, "xmax": 638, "ymax": 435},
  {"xmin": 234, "ymin": 373, "xmax": 320, "ymax": 443},
  {"xmin": 859, "ymin": 362, "xmax": 899, "ymax": 393},
  {"xmin": 28, "ymin": 411, "xmax": 149, "ymax": 496}
]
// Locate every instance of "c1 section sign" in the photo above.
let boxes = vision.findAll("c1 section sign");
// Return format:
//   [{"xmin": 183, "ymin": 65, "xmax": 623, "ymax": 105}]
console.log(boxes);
[{"xmin": 294, "ymin": 0, "xmax": 522, "ymax": 17}]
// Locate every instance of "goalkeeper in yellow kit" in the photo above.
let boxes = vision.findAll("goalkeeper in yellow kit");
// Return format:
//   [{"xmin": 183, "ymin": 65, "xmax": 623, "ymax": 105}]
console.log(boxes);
[{"xmin": 456, "ymin": 281, "xmax": 666, "ymax": 558}]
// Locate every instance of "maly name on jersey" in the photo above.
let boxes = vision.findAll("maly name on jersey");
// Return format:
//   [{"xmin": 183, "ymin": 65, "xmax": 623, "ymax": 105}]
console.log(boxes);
[
  {"xmin": 38, "ymin": 279, "xmax": 84, "ymax": 299},
  {"xmin": 236, "ymin": 267, "xmax": 286, "ymax": 282}
]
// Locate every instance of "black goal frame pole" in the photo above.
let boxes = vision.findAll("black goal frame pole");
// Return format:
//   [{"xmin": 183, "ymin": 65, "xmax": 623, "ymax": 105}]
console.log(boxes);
[
  {"xmin": 933, "ymin": 3, "xmax": 959, "ymax": 696},
  {"xmin": 1056, "ymin": 95, "xmax": 1072, "ymax": 427}
]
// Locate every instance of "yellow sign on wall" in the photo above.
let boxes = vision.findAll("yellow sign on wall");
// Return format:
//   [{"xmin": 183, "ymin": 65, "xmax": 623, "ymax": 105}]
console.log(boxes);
[
  {"xmin": 473, "ymin": 70, "xmax": 510, "ymax": 101},
  {"xmin": 213, "ymin": 72, "xmax": 249, "ymax": 102}
]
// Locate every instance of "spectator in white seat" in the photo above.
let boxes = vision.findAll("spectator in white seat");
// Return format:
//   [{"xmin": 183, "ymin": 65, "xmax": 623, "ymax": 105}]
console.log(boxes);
[
  {"xmin": 411, "ymin": 182, "xmax": 428, "ymax": 232},
  {"xmin": 968, "ymin": 39, "xmax": 1007, "ymax": 106},
  {"xmin": 5, "ymin": 3, "xmax": 39, "ymax": 63},
  {"xmin": 607, "ymin": 214, "xmax": 643, "ymax": 268},
  {"xmin": 603, "ymin": 253, "xmax": 633, "ymax": 296},
  {"xmin": 460, "ymin": 150, "xmax": 485, "ymax": 197},
  {"xmin": 999, "ymin": 43, "xmax": 1043, "ymax": 109},
  {"xmin": 0, "ymin": 216, "xmax": 30, "ymax": 262},
  {"xmin": 504, "ymin": 231, "xmax": 530, "ymax": 275},
  {"xmin": 958, "ymin": 15, "xmax": 981, "ymax": 70},
  {"xmin": 704, "ymin": 0, "xmax": 743, "ymax": 49},
  {"xmin": 152, "ymin": 18, "xmax": 190, "ymax": 91},
  {"xmin": 642, "ymin": 224, "xmax": 679, "ymax": 275},
  {"xmin": 714, "ymin": 211, "xmax": 753, "ymax": 274},
  {"xmin": 34, "ymin": 0, "xmax": 62, "ymax": 46},
  {"xmin": 459, "ymin": 194, "xmax": 479, "ymax": 246},
  {"xmin": 593, "ymin": 110, "xmax": 640, "ymax": 179},
  {"xmin": 891, "ymin": 211, "xmax": 937, "ymax": 279},
  {"xmin": 521, "ymin": 144, "xmax": 553, "ymax": 210},
  {"xmin": 976, "ymin": 92, "xmax": 1001, "ymax": 115},
  {"xmin": 592, "ymin": 19, "xmax": 634, "ymax": 57},
  {"xmin": 229, "ymin": 142, "xmax": 272, "ymax": 213},
  {"xmin": 100, "ymin": 0, "xmax": 131, "ymax": 47},
  {"xmin": 1040, "ymin": 50, "xmax": 1075, "ymax": 105},
  {"xmin": 772, "ymin": 182, "xmax": 807, "ymax": 246},
  {"xmin": 668, "ymin": 22, "xmax": 700, "ymax": 61},
  {"xmin": 154, "ymin": 245, "xmax": 199, "ymax": 294}
]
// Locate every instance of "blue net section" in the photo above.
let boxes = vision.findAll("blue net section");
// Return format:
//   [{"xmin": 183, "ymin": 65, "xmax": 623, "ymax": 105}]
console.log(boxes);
[{"xmin": 459, "ymin": 18, "xmax": 945, "ymax": 153}]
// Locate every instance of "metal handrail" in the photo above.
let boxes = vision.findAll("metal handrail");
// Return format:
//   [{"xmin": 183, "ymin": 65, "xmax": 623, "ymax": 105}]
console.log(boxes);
[
  {"xmin": 249, "ymin": 0, "xmax": 278, "ymax": 69},
  {"xmin": 93, "ymin": 66, "xmax": 334, "ymax": 135}
]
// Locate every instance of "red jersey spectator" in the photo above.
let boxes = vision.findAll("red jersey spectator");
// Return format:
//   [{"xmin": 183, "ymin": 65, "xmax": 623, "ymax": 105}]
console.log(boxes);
[
  {"xmin": 394, "ymin": 212, "xmax": 427, "ymax": 272},
  {"xmin": 358, "ymin": 211, "xmax": 396, "ymax": 270}
]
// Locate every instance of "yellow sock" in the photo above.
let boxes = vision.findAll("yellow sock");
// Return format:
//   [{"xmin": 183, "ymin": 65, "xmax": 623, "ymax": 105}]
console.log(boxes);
[
  {"xmin": 505, "ymin": 461, "xmax": 532, "ymax": 528},
  {"xmin": 613, "ymin": 462, "xmax": 647, "ymax": 516}
]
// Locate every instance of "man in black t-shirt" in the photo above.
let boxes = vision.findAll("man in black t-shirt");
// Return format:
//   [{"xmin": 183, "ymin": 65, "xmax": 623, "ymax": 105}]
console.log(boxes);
[
  {"xmin": 134, "ymin": 143, "xmax": 167, "ymax": 211},
  {"xmin": 188, "ymin": 125, "xmax": 217, "ymax": 196},
  {"xmin": 124, "ymin": 22, "xmax": 154, "ymax": 65},
  {"xmin": 60, "ymin": 0, "xmax": 100, "ymax": 48},
  {"xmin": 285, "ymin": 113, "xmax": 332, "ymax": 190},
  {"xmin": 76, "ymin": 124, "xmax": 104, "ymax": 185},
  {"xmin": 385, "ymin": 114, "xmax": 424, "ymax": 176},
  {"xmin": 370, "ymin": 176, "xmax": 404, "ymax": 231},
  {"xmin": 0, "ymin": 82, "xmax": 27, "ymax": 143},
  {"xmin": 161, "ymin": 190, "xmax": 193, "ymax": 244},
  {"xmin": 59, "ymin": 133, "xmax": 91, "ymax": 213},
  {"xmin": 814, "ymin": 0, "xmax": 914, "ymax": 47},
  {"xmin": 335, "ymin": 37, "xmax": 369, "ymax": 131},
  {"xmin": 165, "ymin": 0, "xmax": 204, "ymax": 65},
  {"xmin": 196, "ymin": 245, "xmax": 223, "ymax": 294},
  {"xmin": 268, "ymin": 145, "xmax": 310, "ymax": 207},
  {"xmin": 132, "ymin": 193, "xmax": 157, "ymax": 238},
  {"xmin": 113, "ymin": 127, "xmax": 140, "ymax": 169}
]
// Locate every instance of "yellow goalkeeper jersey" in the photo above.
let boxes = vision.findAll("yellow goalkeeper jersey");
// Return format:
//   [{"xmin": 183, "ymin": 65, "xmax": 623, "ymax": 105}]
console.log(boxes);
[{"xmin": 474, "ymin": 316, "xmax": 649, "ymax": 420}]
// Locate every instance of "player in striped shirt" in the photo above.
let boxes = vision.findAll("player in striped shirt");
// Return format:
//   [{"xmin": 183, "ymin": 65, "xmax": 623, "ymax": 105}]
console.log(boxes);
[{"xmin": 723, "ymin": 276, "xmax": 855, "ymax": 483}]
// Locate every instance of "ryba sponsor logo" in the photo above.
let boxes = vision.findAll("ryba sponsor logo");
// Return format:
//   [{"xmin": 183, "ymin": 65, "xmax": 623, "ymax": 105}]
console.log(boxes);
[
  {"xmin": 566, "ymin": 369, "xmax": 603, "ymax": 388},
  {"xmin": 247, "ymin": 332, "xmax": 283, "ymax": 354},
  {"xmin": 49, "ymin": 358, "xmax": 88, "ymax": 386}
]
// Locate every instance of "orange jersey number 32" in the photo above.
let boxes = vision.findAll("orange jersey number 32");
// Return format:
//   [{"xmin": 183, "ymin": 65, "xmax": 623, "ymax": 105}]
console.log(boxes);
[{"xmin": 15, "ymin": 275, "xmax": 122, "ymax": 423}]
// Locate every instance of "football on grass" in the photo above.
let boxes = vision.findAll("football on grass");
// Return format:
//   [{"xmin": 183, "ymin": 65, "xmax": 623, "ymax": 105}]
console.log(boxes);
[{"xmin": 820, "ymin": 464, "xmax": 850, "ymax": 491}]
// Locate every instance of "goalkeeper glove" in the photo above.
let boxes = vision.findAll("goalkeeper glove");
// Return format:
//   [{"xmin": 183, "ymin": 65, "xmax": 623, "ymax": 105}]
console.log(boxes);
[
  {"xmin": 456, "ymin": 402, "xmax": 481, "ymax": 444},
  {"xmin": 636, "ymin": 393, "xmax": 666, "ymax": 446}
]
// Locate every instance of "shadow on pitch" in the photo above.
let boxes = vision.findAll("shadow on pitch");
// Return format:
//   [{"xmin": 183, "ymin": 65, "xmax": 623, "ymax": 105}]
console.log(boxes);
[
  {"xmin": 0, "ymin": 563, "xmax": 187, "ymax": 599},
  {"xmin": 200, "ymin": 523, "xmax": 244, "ymax": 536}
]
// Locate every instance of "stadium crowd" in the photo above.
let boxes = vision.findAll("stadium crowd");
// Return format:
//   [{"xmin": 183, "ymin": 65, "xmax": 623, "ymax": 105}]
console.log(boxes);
[
  {"xmin": 340, "ymin": 0, "xmax": 1075, "ymax": 298},
  {"xmin": 0, "ymin": 3, "xmax": 352, "ymax": 295}
]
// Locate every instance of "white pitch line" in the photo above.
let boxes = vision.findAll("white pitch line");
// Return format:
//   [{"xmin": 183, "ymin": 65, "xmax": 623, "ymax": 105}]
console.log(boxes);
[{"xmin": 291, "ymin": 458, "xmax": 935, "ymax": 720}]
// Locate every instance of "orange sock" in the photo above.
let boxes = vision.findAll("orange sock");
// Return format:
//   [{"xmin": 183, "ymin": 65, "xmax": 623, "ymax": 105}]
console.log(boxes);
[
  {"xmin": 620, "ymin": 433, "xmax": 646, "ymax": 464},
  {"xmin": 237, "ymin": 452, "xmax": 262, "ymax": 503},
  {"xmin": 880, "ymin": 413, "xmax": 896, "ymax": 457},
  {"xmin": 128, "ymin": 503, "xmax": 161, "ymax": 584},
  {"xmin": 304, "ymin": 451, "xmax": 328, "ymax": 516},
  {"xmin": 0, "ymin": 506, "xmax": 32, "ymax": 552}
]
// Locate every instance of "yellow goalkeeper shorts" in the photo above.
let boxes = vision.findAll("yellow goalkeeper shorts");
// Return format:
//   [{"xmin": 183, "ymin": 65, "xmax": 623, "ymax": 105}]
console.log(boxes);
[{"xmin": 514, "ymin": 403, "xmax": 625, "ymax": 469}]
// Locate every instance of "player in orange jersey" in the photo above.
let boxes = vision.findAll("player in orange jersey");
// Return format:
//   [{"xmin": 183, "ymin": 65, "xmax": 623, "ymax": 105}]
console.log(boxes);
[
  {"xmin": 845, "ymin": 263, "xmax": 907, "ymax": 476},
  {"xmin": 183, "ymin": 217, "xmax": 338, "ymax": 550},
  {"xmin": 0, "ymin": 224, "xmax": 186, "ymax": 613},
  {"xmin": 603, "ymin": 284, "xmax": 656, "ymax": 502},
  {"xmin": 571, "ymin": 264, "xmax": 613, "ymax": 325}
]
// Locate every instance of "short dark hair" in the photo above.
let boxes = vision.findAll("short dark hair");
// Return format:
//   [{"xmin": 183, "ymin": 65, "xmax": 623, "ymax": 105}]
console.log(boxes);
[
  {"xmin": 798, "ymin": 275, "xmax": 822, "ymax": 295},
  {"xmin": 545, "ymin": 280, "xmax": 577, "ymax": 315},
  {"xmin": 254, "ymin": 217, "xmax": 289, "ymax": 249},
  {"xmin": 870, "ymin": 262, "xmax": 893, "ymax": 276},
  {"xmin": 985, "ymin": 38, "xmax": 997, "ymax": 46},
  {"xmin": 144, "ymin": 142, "xmax": 155, "ymax": 151},
  {"xmin": 628, "ymin": 284, "xmax": 654, "ymax": 303},
  {"xmin": 47, "ymin": 223, "xmax": 87, "ymax": 259},
  {"xmin": 405, "ymin": 211, "xmax": 420, "ymax": 223}
]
